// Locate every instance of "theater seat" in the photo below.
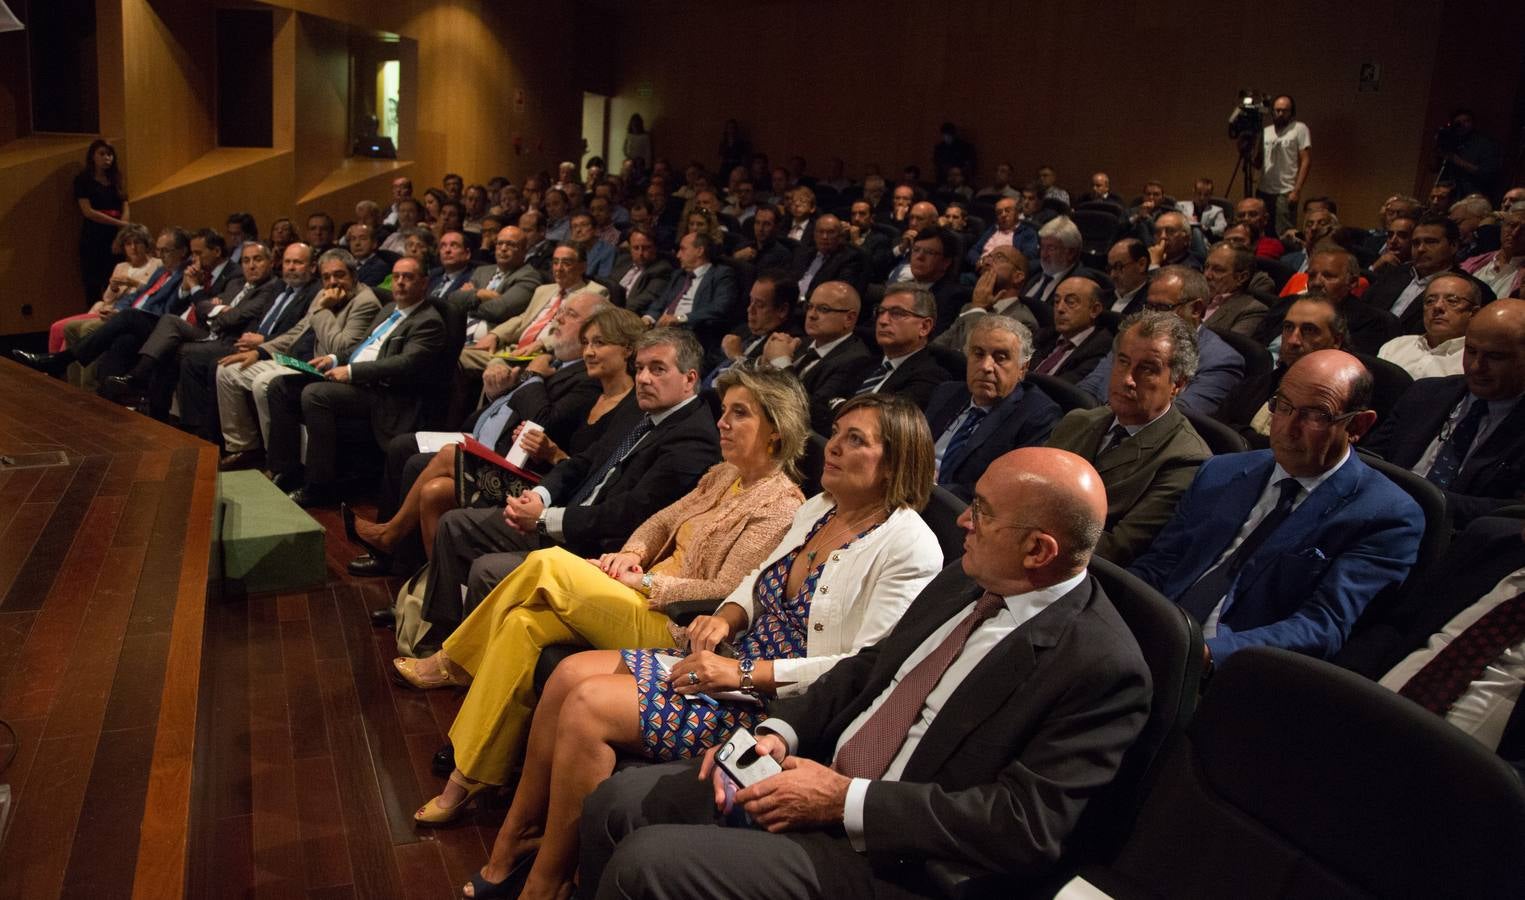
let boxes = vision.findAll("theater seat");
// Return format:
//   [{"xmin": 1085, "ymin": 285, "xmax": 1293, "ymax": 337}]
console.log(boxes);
[
  {"xmin": 1065, "ymin": 647, "xmax": 1525, "ymax": 900},
  {"xmin": 1209, "ymin": 325, "xmax": 1274, "ymax": 383},
  {"xmin": 1182, "ymin": 406, "xmax": 1249, "ymax": 455},
  {"xmin": 920, "ymin": 486, "xmax": 968, "ymax": 563},
  {"xmin": 1026, "ymin": 372, "xmax": 1097, "ymax": 413}
]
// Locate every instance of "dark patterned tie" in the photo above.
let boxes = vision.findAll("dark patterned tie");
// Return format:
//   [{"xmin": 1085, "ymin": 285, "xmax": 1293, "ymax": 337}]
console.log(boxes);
[
  {"xmin": 1398, "ymin": 593, "xmax": 1525, "ymax": 715},
  {"xmin": 1176, "ymin": 478, "xmax": 1303, "ymax": 625},
  {"xmin": 1032, "ymin": 338, "xmax": 1072, "ymax": 375},
  {"xmin": 569, "ymin": 415, "xmax": 654, "ymax": 506},
  {"xmin": 663, "ymin": 272, "xmax": 693, "ymax": 317},
  {"xmin": 1098, "ymin": 423, "xmax": 1130, "ymax": 455},
  {"xmin": 854, "ymin": 360, "xmax": 894, "ymax": 395},
  {"xmin": 793, "ymin": 346, "xmax": 822, "ymax": 376},
  {"xmin": 1426, "ymin": 400, "xmax": 1488, "ymax": 490},
  {"xmin": 938, "ymin": 407, "xmax": 988, "ymax": 483},
  {"xmin": 834, "ymin": 591, "xmax": 1007, "ymax": 779}
]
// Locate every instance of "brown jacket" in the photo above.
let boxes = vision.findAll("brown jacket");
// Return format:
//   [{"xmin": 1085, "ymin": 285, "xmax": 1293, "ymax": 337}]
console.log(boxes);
[{"xmin": 621, "ymin": 463, "xmax": 804, "ymax": 606}]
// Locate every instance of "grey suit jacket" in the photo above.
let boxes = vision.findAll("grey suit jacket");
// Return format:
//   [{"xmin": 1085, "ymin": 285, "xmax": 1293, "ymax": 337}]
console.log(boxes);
[
  {"xmin": 766, "ymin": 564, "xmax": 1150, "ymax": 884},
  {"xmin": 453, "ymin": 262, "xmax": 544, "ymax": 323},
  {"xmin": 266, "ymin": 285, "xmax": 384, "ymax": 360},
  {"xmin": 1046, "ymin": 405, "xmax": 1212, "ymax": 565},
  {"xmin": 1203, "ymin": 292, "xmax": 1268, "ymax": 337}
]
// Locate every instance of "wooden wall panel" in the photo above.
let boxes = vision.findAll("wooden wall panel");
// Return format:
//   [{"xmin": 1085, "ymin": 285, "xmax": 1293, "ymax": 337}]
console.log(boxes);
[
  {"xmin": 294, "ymin": 15, "xmax": 352, "ymax": 195},
  {"xmin": 120, "ymin": 0, "xmax": 217, "ymax": 193},
  {"xmin": 608, "ymin": 0, "xmax": 1462, "ymax": 227}
]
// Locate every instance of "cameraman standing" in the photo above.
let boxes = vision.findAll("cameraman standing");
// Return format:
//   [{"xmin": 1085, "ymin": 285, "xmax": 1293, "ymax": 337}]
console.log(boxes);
[
  {"xmin": 1435, "ymin": 108, "xmax": 1501, "ymax": 201},
  {"xmin": 1254, "ymin": 95, "xmax": 1312, "ymax": 235}
]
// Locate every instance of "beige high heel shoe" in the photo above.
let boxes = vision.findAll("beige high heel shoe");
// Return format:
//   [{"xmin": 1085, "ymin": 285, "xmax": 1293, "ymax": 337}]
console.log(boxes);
[
  {"xmin": 392, "ymin": 652, "xmax": 468, "ymax": 690},
  {"xmin": 414, "ymin": 771, "xmax": 491, "ymax": 825}
]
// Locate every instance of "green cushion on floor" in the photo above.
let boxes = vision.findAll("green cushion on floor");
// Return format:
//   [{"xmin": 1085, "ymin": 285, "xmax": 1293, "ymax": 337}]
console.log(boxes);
[{"xmin": 213, "ymin": 471, "xmax": 326, "ymax": 598}]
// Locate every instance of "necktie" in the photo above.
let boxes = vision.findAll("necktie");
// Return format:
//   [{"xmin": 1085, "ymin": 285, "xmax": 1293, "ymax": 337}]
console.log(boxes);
[
  {"xmin": 1426, "ymin": 399, "xmax": 1488, "ymax": 490},
  {"xmin": 1033, "ymin": 338, "xmax": 1073, "ymax": 375},
  {"xmin": 130, "ymin": 269, "xmax": 173, "ymax": 309},
  {"xmin": 257, "ymin": 287, "xmax": 299, "ymax": 336},
  {"xmin": 348, "ymin": 309, "xmax": 403, "ymax": 363},
  {"xmin": 431, "ymin": 272, "xmax": 456, "ymax": 298},
  {"xmin": 1026, "ymin": 272, "xmax": 1052, "ymax": 301},
  {"xmin": 1398, "ymin": 592, "xmax": 1525, "ymax": 715},
  {"xmin": 1099, "ymin": 423, "xmax": 1131, "ymax": 455},
  {"xmin": 472, "ymin": 393, "xmax": 519, "ymax": 451},
  {"xmin": 569, "ymin": 415, "xmax": 654, "ymax": 506},
  {"xmin": 1177, "ymin": 478, "xmax": 1303, "ymax": 624},
  {"xmin": 663, "ymin": 272, "xmax": 694, "ymax": 317},
  {"xmin": 620, "ymin": 264, "xmax": 642, "ymax": 291},
  {"xmin": 834, "ymin": 591, "xmax": 1008, "ymax": 780},
  {"xmin": 794, "ymin": 346, "xmax": 822, "ymax": 376},
  {"xmin": 486, "ymin": 270, "xmax": 507, "ymax": 293},
  {"xmin": 855, "ymin": 360, "xmax": 894, "ymax": 395},
  {"xmin": 938, "ymin": 406, "xmax": 989, "ymax": 483},
  {"xmin": 516, "ymin": 289, "xmax": 566, "ymax": 352}
]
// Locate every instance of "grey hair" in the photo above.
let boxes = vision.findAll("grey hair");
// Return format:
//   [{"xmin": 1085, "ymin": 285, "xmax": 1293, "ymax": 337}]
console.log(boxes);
[
  {"xmin": 565, "ymin": 290, "xmax": 609, "ymax": 315},
  {"xmin": 1449, "ymin": 197, "xmax": 1492, "ymax": 219},
  {"xmin": 318, "ymin": 247, "xmax": 359, "ymax": 277},
  {"xmin": 1038, "ymin": 215, "xmax": 1082, "ymax": 251},
  {"xmin": 1155, "ymin": 264, "xmax": 1211, "ymax": 304},
  {"xmin": 1115, "ymin": 310, "xmax": 1199, "ymax": 382},
  {"xmin": 882, "ymin": 284, "xmax": 937, "ymax": 319},
  {"xmin": 966, "ymin": 314, "xmax": 1036, "ymax": 366},
  {"xmin": 637, "ymin": 326, "xmax": 705, "ymax": 376}
]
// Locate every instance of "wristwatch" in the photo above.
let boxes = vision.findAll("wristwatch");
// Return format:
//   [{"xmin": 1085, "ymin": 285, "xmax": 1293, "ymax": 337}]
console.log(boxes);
[
  {"xmin": 738, "ymin": 657, "xmax": 755, "ymax": 692},
  {"xmin": 536, "ymin": 509, "xmax": 550, "ymax": 537},
  {"xmin": 640, "ymin": 573, "xmax": 655, "ymax": 596}
]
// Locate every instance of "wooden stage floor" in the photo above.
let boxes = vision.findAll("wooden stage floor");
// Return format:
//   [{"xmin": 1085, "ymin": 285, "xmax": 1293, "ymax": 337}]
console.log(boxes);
[{"xmin": 0, "ymin": 359, "xmax": 494, "ymax": 898}]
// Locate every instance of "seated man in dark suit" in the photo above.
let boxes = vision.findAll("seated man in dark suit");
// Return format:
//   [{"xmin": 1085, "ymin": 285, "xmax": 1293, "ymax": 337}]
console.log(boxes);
[
  {"xmin": 762, "ymin": 281, "xmax": 876, "ymax": 434},
  {"xmin": 730, "ymin": 205, "xmax": 794, "ymax": 272},
  {"xmin": 1363, "ymin": 298, "xmax": 1525, "ymax": 525},
  {"xmin": 791, "ymin": 213, "xmax": 868, "ymax": 299},
  {"xmin": 900, "ymin": 225, "xmax": 971, "ymax": 335},
  {"xmin": 1253, "ymin": 248, "xmax": 1401, "ymax": 356},
  {"xmin": 884, "ymin": 201, "xmax": 942, "ymax": 283},
  {"xmin": 643, "ymin": 231, "xmax": 741, "ymax": 365},
  {"xmin": 1022, "ymin": 216, "xmax": 1108, "ymax": 308},
  {"xmin": 607, "ymin": 225, "xmax": 672, "ymax": 312},
  {"xmin": 831, "ymin": 285, "xmax": 956, "ymax": 411},
  {"xmin": 1200, "ymin": 242, "xmax": 1268, "ymax": 337},
  {"xmin": 1049, "ymin": 312, "xmax": 1212, "ymax": 565},
  {"xmin": 283, "ymin": 256, "xmax": 448, "ymax": 506},
  {"xmin": 345, "ymin": 223, "xmax": 394, "ymax": 287},
  {"xmin": 1363, "ymin": 214, "xmax": 1494, "ymax": 335},
  {"xmin": 1079, "ymin": 266, "xmax": 1245, "ymax": 415},
  {"xmin": 927, "ymin": 315, "xmax": 1061, "ymax": 499},
  {"xmin": 1218, "ymin": 294, "xmax": 1348, "ymax": 436},
  {"xmin": 421, "ymin": 328, "xmax": 720, "ymax": 635},
  {"xmin": 1031, "ymin": 276, "xmax": 1113, "ymax": 384},
  {"xmin": 1130, "ymin": 349, "xmax": 1423, "ymax": 663},
  {"xmin": 1104, "ymin": 238, "xmax": 1153, "ymax": 321},
  {"xmin": 451, "ymin": 224, "xmax": 545, "ymax": 342},
  {"xmin": 847, "ymin": 199, "xmax": 893, "ymax": 280},
  {"xmin": 579, "ymin": 447, "xmax": 1151, "ymax": 898},
  {"xmin": 426, "ymin": 230, "xmax": 475, "ymax": 301},
  {"xmin": 1356, "ymin": 515, "xmax": 1525, "ymax": 777},
  {"xmin": 704, "ymin": 271, "xmax": 797, "ymax": 389}
]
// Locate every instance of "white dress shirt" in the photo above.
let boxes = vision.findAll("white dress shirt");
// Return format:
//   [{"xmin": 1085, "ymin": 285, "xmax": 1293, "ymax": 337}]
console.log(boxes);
[{"xmin": 1377, "ymin": 334, "xmax": 1465, "ymax": 381}]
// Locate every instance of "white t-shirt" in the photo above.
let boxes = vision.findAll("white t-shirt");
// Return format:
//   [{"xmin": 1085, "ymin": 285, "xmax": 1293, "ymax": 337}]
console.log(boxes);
[{"xmin": 1260, "ymin": 121, "xmax": 1311, "ymax": 195}]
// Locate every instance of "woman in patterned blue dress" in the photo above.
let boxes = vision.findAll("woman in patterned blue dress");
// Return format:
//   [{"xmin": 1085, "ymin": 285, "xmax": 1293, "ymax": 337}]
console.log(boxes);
[{"xmin": 459, "ymin": 395, "xmax": 944, "ymax": 899}]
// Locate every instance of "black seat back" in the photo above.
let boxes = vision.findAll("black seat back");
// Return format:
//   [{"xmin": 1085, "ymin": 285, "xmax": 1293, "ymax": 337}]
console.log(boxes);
[
  {"xmin": 919, "ymin": 486, "xmax": 967, "ymax": 563},
  {"xmin": 798, "ymin": 431, "xmax": 826, "ymax": 497},
  {"xmin": 1084, "ymin": 648, "xmax": 1525, "ymax": 899},
  {"xmin": 1208, "ymin": 325, "xmax": 1274, "ymax": 384},
  {"xmin": 1026, "ymin": 372, "xmax": 1097, "ymax": 413},
  {"xmin": 1181, "ymin": 406, "xmax": 1247, "ymax": 455}
]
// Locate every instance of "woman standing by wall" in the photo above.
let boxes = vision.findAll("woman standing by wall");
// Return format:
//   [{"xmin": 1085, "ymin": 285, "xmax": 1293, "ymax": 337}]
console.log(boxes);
[{"xmin": 74, "ymin": 140, "xmax": 131, "ymax": 306}]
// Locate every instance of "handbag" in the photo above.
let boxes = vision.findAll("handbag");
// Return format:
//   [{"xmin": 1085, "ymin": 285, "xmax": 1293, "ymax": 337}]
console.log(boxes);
[
  {"xmin": 454, "ymin": 434, "xmax": 541, "ymax": 509},
  {"xmin": 394, "ymin": 563, "xmax": 433, "ymax": 657}
]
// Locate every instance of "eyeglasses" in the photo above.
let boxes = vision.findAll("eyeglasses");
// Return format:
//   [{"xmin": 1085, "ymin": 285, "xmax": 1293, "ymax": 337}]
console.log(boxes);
[
  {"xmin": 873, "ymin": 304, "xmax": 930, "ymax": 321},
  {"xmin": 805, "ymin": 302, "xmax": 853, "ymax": 315},
  {"xmin": 1422, "ymin": 293, "xmax": 1475, "ymax": 311},
  {"xmin": 967, "ymin": 496, "xmax": 1044, "ymax": 533},
  {"xmin": 1266, "ymin": 395, "xmax": 1362, "ymax": 430}
]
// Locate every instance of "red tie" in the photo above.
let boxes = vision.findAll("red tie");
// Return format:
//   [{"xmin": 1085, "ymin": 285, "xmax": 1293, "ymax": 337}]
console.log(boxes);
[
  {"xmin": 516, "ymin": 289, "xmax": 565, "ymax": 352},
  {"xmin": 664, "ymin": 272, "xmax": 694, "ymax": 317},
  {"xmin": 1033, "ymin": 338, "xmax": 1072, "ymax": 375},
  {"xmin": 132, "ymin": 269, "xmax": 173, "ymax": 309},
  {"xmin": 833, "ymin": 591, "xmax": 1007, "ymax": 780},
  {"xmin": 1398, "ymin": 592, "xmax": 1525, "ymax": 715}
]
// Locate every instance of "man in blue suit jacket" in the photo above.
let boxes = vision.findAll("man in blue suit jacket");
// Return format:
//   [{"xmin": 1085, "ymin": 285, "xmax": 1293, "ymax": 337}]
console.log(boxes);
[
  {"xmin": 925, "ymin": 313, "xmax": 1062, "ymax": 500},
  {"xmin": 1129, "ymin": 349, "xmax": 1423, "ymax": 663},
  {"xmin": 644, "ymin": 231, "xmax": 741, "ymax": 366},
  {"xmin": 1078, "ymin": 265, "xmax": 1244, "ymax": 415},
  {"xmin": 965, "ymin": 196, "xmax": 1039, "ymax": 268}
]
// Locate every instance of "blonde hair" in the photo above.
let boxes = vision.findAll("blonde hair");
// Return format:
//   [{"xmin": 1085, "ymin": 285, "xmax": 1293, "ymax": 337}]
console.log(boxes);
[
  {"xmin": 830, "ymin": 393, "xmax": 934, "ymax": 512},
  {"xmin": 580, "ymin": 306, "xmax": 645, "ymax": 370},
  {"xmin": 713, "ymin": 365, "xmax": 810, "ymax": 482}
]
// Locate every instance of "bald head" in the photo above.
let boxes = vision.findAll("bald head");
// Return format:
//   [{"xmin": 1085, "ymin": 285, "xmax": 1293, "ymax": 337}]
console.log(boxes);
[
  {"xmin": 960, "ymin": 448, "xmax": 1107, "ymax": 593},
  {"xmin": 1464, "ymin": 298, "xmax": 1525, "ymax": 402},
  {"xmin": 1270, "ymin": 349, "xmax": 1376, "ymax": 477},
  {"xmin": 909, "ymin": 201, "xmax": 939, "ymax": 232},
  {"xmin": 804, "ymin": 281, "xmax": 861, "ymax": 342}
]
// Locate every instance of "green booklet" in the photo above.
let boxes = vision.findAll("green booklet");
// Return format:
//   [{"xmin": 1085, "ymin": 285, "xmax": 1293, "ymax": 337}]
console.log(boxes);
[{"xmin": 273, "ymin": 353, "xmax": 325, "ymax": 377}]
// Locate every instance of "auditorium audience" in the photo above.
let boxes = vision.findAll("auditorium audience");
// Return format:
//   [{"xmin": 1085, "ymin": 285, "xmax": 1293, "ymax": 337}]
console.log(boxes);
[
  {"xmin": 462, "ymin": 243, "xmax": 608, "ymax": 374},
  {"xmin": 1022, "ymin": 216, "xmax": 1098, "ymax": 307},
  {"xmin": 441, "ymin": 391, "xmax": 942, "ymax": 898},
  {"xmin": 1079, "ymin": 265, "xmax": 1245, "ymax": 415},
  {"xmin": 1219, "ymin": 294, "xmax": 1349, "ymax": 436},
  {"xmin": 1363, "ymin": 214, "xmax": 1494, "ymax": 334},
  {"xmin": 730, "ymin": 205, "xmax": 794, "ymax": 271},
  {"xmin": 46, "ymin": 224, "xmax": 156, "ymax": 358},
  {"xmin": 214, "ymin": 248, "xmax": 381, "ymax": 470},
  {"xmin": 1364, "ymin": 298, "xmax": 1525, "ymax": 525},
  {"xmin": 452, "ymin": 224, "xmax": 546, "ymax": 343},
  {"xmin": 348, "ymin": 296, "xmax": 618, "ymax": 576},
  {"xmin": 925, "ymin": 315, "xmax": 1060, "ymax": 500},
  {"xmin": 1235, "ymin": 197, "xmax": 1286, "ymax": 259},
  {"xmin": 1130, "ymin": 349, "xmax": 1423, "ymax": 661},
  {"xmin": 966, "ymin": 195, "xmax": 1038, "ymax": 267},
  {"xmin": 608, "ymin": 225, "xmax": 673, "ymax": 311},
  {"xmin": 1048, "ymin": 312, "xmax": 1211, "ymax": 564},
  {"xmin": 641, "ymin": 231, "xmax": 740, "ymax": 365},
  {"xmin": 707, "ymin": 272, "xmax": 797, "ymax": 387},
  {"xmin": 580, "ymin": 446, "xmax": 1149, "ymax": 898},
  {"xmin": 1255, "ymin": 248, "xmax": 1400, "ymax": 356},
  {"xmin": 1106, "ymin": 237, "xmax": 1153, "ymax": 319}
]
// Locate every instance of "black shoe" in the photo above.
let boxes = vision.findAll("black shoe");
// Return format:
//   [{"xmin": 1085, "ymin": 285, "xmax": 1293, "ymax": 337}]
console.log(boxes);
[
  {"xmin": 287, "ymin": 485, "xmax": 339, "ymax": 508},
  {"xmin": 10, "ymin": 349, "xmax": 71, "ymax": 377},
  {"xmin": 99, "ymin": 374, "xmax": 145, "ymax": 403},
  {"xmin": 340, "ymin": 502, "xmax": 391, "ymax": 560},
  {"xmin": 431, "ymin": 743, "xmax": 455, "ymax": 778},
  {"xmin": 368, "ymin": 606, "xmax": 395, "ymax": 627},
  {"xmin": 348, "ymin": 553, "xmax": 394, "ymax": 577},
  {"xmin": 219, "ymin": 449, "xmax": 266, "ymax": 472}
]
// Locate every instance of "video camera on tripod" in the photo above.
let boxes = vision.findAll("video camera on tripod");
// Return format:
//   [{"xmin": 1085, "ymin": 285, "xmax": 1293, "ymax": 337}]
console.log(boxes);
[{"xmin": 1228, "ymin": 90, "xmax": 1270, "ymax": 141}]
